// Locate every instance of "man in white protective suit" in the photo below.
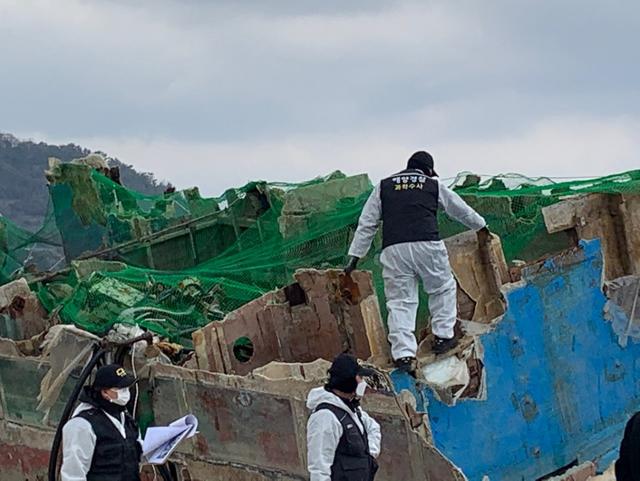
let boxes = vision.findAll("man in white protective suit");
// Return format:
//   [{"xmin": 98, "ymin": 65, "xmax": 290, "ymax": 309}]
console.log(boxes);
[
  {"xmin": 306, "ymin": 353, "xmax": 381, "ymax": 481},
  {"xmin": 345, "ymin": 151, "xmax": 489, "ymax": 373}
]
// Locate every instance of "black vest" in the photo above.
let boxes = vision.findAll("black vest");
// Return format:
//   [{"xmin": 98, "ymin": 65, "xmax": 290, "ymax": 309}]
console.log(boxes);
[
  {"xmin": 315, "ymin": 403, "xmax": 378, "ymax": 481},
  {"xmin": 76, "ymin": 408, "xmax": 142, "ymax": 481},
  {"xmin": 380, "ymin": 169, "xmax": 440, "ymax": 249},
  {"xmin": 616, "ymin": 411, "xmax": 640, "ymax": 481}
]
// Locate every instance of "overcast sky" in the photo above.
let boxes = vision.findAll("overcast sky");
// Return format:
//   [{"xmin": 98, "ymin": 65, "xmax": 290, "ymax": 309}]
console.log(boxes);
[{"xmin": 1, "ymin": 0, "xmax": 639, "ymax": 196}]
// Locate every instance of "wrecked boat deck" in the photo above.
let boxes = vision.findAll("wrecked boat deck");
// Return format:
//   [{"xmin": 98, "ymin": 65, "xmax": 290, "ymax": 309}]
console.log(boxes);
[{"xmin": 1, "ymin": 161, "xmax": 639, "ymax": 480}]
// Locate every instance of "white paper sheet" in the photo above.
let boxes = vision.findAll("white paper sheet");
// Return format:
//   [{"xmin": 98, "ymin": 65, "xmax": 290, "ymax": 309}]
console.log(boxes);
[{"xmin": 142, "ymin": 414, "xmax": 198, "ymax": 465}]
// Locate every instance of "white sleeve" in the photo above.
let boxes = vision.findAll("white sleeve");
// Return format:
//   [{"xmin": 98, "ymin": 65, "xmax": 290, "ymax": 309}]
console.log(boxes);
[
  {"xmin": 437, "ymin": 181, "xmax": 486, "ymax": 231},
  {"xmin": 360, "ymin": 410, "xmax": 381, "ymax": 458},
  {"xmin": 60, "ymin": 417, "xmax": 96, "ymax": 481},
  {"xmin": 348, "ymin": 184, "xmax": 382, "ymax": 259},
  {"xmin": 307, "ymin": 410, "xmax": 343, "ymax": 481}
]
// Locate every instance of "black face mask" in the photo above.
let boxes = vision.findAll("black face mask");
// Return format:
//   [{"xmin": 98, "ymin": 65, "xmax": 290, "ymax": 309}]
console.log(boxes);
[{"xmin": 345, "ymin": 397, "xmax": 360, "ymax": 411}]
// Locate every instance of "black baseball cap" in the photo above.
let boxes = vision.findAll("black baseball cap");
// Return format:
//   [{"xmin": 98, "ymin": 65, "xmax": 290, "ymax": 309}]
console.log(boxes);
[
  {"xmin": 407, "ymin": 151, "xmax": 438, "ymax": 177},
  {"xmin": 327, "ymin": 353, "xmax": 375, "ymax": 393},
  {"xmin": 93, "ymin": 364, "xmax": 137, "ymax": 389}
]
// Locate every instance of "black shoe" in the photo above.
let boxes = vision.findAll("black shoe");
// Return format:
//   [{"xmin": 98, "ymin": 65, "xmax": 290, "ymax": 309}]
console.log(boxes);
[
  {"xmin": 432, "ymin": 336, "xmax": 458, "ymax": 355},
  {"xmin": 393, "ymin": 356, "xmax": 417, "ymax": 374}
]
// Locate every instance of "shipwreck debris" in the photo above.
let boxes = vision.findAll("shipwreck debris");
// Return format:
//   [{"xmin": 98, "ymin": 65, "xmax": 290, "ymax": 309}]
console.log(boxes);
[
  {"xmin": 2, "ymin": 166, "xmax": 640, "ymax": 480},
  {"xmin": 0, "ymin": 278, "xmax": 50, "ymax": 340},
  {"xmin": 193, "ymin": 269, "xmax": 389, "ymax": 375},
  {"xmin": 543, "ymin": 192, "xmax": 640, "ymax": 279}
]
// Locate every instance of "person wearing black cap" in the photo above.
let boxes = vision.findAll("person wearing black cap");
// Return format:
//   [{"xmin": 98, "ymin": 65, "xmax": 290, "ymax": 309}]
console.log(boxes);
[
  {"xmin": 306, "ymin": 353, "xmax": 381, "ymax": 481},
  {"xmin": 345, "ymin": 151, "xmax": 488, "ymax": 372},
  {"xmin": 60, "ymin": 364, "xmax": 142, "ymax": 481}
]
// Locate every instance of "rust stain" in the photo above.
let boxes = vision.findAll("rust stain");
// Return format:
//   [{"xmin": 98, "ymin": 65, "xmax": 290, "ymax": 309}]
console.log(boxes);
[
  {"xmin": 194, "ymin": 434, "xmax": 209, "ymax": 456},
  {"xmin": 520, "ymin": 394, "xmax": 539, "ymax": 422},
  {"xmin": 0, "ymin": 442, "xmax": 49, "ymax": 476},
  {"xmin": 338, "ymin": 273, "xmax": 362, "ymax": 305},
  {"xmin": 198, "ymin": 390, "xmax": 234, "ymax": 442},
  {"xmin": 257, "ymin": 430, "xmax": 299, "ymax": 467}
]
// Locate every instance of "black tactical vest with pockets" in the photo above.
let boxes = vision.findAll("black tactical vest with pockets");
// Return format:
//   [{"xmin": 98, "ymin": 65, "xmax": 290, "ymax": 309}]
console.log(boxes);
[
  {"xmin": 76, "ymin": 408, "xmax": 142, "ymax": 481},
  {"xmin": 379, "ymin": 169, "xmax": 440, "ymax": 249},
  {"xmin": 315, "ymin": 403, "xmax": 378, "ymax": 481}
]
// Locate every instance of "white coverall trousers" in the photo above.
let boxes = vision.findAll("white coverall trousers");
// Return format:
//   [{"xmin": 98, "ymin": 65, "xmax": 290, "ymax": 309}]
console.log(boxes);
[{"xmin": 380, "ymin": 240, "xmax": 457, "ymax": 360}]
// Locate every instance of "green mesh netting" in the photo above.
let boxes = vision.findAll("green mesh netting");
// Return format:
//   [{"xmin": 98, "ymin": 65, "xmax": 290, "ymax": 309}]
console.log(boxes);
[
  {"xmin": 44, "ymin": 174, "xmax": 369, "ymax": 344},
  {"xmin": 0, "ymin": 203, "xmax": 62, "ymax": 284},
  {"xmin": 6, "ymin": 167, "xmax": 640, "ymax": 345}
]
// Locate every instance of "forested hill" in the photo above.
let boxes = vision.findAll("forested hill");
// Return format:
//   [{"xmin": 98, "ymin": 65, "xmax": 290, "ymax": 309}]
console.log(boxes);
[{"xmin": 0, "ymin": 133, "xmax": 168, "ymax": 231}]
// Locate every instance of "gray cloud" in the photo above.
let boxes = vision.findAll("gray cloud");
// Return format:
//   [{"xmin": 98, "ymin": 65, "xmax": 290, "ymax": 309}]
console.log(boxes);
[{"xmin": 1, "ymin": 0, "xmax": 639, "ymax": 194}]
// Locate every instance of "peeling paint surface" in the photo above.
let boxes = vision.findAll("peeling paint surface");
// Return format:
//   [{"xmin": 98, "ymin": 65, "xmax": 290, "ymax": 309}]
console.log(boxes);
[
  {"xmin": 3, "ymin": 237, "xmax": 640, "ymax": 480},
  {"xmin": 0, "ymin": 441, "xmax": 50, "ymax": 480},
  {"xmin": 146, "ymin": 365, "xmax": 465, "ymax": 481},
  {"xmin": 393, "ymin": 240, "xmax": 640, "ymax": 480}
]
